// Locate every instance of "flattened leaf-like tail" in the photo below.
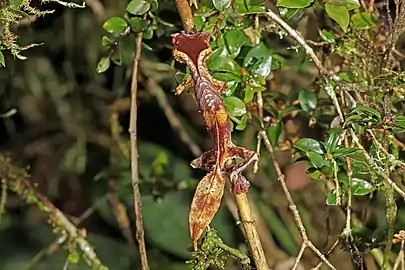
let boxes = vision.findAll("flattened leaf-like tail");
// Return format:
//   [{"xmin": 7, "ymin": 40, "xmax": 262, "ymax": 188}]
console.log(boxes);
[{"xmin": 189, "ymin": 169, "xmax": 225, "ymax": 250}]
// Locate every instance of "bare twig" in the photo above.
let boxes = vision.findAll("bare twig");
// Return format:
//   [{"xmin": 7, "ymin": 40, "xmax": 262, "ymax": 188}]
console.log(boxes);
[
  {"xmin": 260, "ymin": 131, "xmax": 336, "ymax": 270},
  {"xmin": 234, "ymin": 192, "xmax": 269, "ymax": 270},
  {"xmin": 146, "ymin": 78, "xmax": 202, "ymax": 157},
  {"xmin": 0, "ymin": 156, "xmax": 107, "ymax": 270},
  {"xmin": 85, "ymin": 0, "xmax": 106, "ymax": 21},
  {"xmin": 129, "ymin": 32, "xmax": 150, "ymax": 270},
  {"xmin": 175, "ymin": 0, "xmax": 195, "ymax": 33}
]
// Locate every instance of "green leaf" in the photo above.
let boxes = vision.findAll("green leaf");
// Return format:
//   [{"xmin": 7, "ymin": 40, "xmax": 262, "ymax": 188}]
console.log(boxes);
[
  {"xmin": 103, "ymin": 17, "xmax": 128, "ymax": 34},
  {"xmin": 250, "ymin": 56, "xmax": 272, "ymax": 77},
  {"xmin": 298, "ymin": 90, "xmax": 317, "ymax": 113},
  {"xmin": 243, "ymin": 43, "xmax": 270, "ymax": 68},
  {"xmin": 276, "ymin": 0, "xmax": 313, "ymax": 8},
  {"xmin": 223, "ymin": 96, "xmax": 247, "ymax": 117},
  {"xmin": 234, "ymin": 0, "xmax": 266, "ymax": 14},
  {"xmin": 352, "ymin": 178, "xmax": 374, "ymax": 196},
  {"xmin": 126, "ymin": 0, "xmax": 151, "ymax": 15},
  {"xmin": 212, "ymin": 0, "xmax": 231, "ymax": 11},
  {"xmin": 326, "ymin": 0, "xmax": 360, "ymax": 10},
  {"xmin": 351, "ymin": 12, "xmax": 376, "ymax": 29},
  {"xmin": 207, "ymin": 47, "xmax": 240, "ymax": 73},
  {"xmin": 307, "ymin": 152, "xmax": 330, "ymax": 169},
  {"xmin": 236, "ymin": 114, "xmax": 248, "ymax": 130},
  {"xmin": 224, "ymin": 30, "xmax": 251, "ymax": 59},
  {"xmin": 0, "ymin": 51, "xmax": 5, "ymax": 67},
  {"xmin": 325, "ymin": 129, "xmax": 341, "ymax": 153},
  {"xmin": 319, "ymin": 29, "xmax": 336, "ymax": 43},
  {"xmin": 279, "ymin": 8, "xmax": 299, "ymax": 20},
  {"xmin": 349, "ymin": 105, "xmax": 381, "ymax": 120},
  {"xmin": 333, "ymin": 147, "xmax": 361, "ymax": 158},
  {"xmin": 279, "ymin": 105, "xmax": 300, "ymax": 119},
  {"xmin": 268, "ymin": 122, "xmax": 282, "ymax": 146},
  {"xmin": 128, "ymin": 17, "xmax": 150, "ymax": 32},
  {"xmin": 96, "ymin": 57, "xmax": 110, "ymax": 73},
  {"xmin": 101, "ymin": 36, "xmax": 112, "ymax": 46},
  {"xmin": 325, "ymin": 3, "xmax": 350, "ymax": 32},
  {"xmin": 326, "ymin": 189, "xmax": 338, "ymax": 206},
  {"xmin": 294, "ymin": 138, "xmax": 324, "ymax": 155}
]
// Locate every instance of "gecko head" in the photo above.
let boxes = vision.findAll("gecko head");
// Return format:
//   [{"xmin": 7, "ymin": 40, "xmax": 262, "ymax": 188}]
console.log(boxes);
[{"xmin": 172, "ymin": 32, "xmax": 211, "ymax": 65}]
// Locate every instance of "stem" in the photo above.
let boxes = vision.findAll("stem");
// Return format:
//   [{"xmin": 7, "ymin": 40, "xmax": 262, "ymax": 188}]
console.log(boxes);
[
  {"xmin": 234, "ymin": 192, "xmax": 269, "ymax": 270},
  {"xmin": 129, "ymin": 32, "xmax": 150, "ymax": 270},
  {"xmin": 175, "ymin": 0, "xmax": 195, "ymax": 33}
]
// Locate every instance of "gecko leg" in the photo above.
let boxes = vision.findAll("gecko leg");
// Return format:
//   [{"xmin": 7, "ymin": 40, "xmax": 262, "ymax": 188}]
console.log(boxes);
[
  {"xmin": 190, "ymin": 150, "xmax": 216, "ymax": 171},
  {"xmin": 175, "ymin": 74, "xmax": 194, "ymax": 95},
  {"xmin": 227, "ymin": 148, "xmax": 259, "ymax": 194}
]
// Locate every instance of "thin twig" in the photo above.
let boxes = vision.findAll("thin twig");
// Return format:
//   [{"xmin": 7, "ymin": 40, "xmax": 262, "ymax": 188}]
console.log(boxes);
[
  {"xmin": 234, "ymin": 192, "xmax": 269, "ymax": 270},
  {"xmin": 0, "ymin": 156, "xmax": 107, "ymax": 270},
  {"xmin": 146, "ymin": 78, "xmax": 202, "ymax": 157},
  {"xmin": 129, "ymin": 32, "xmax": 150, "ymax": 270},
  {"xmin": 175, "ymin": 0, "xmax": 195, "ymax": 33},
  {"xmin": 260, "ymin": 131, "xmax": 336, "ymax": 270}
]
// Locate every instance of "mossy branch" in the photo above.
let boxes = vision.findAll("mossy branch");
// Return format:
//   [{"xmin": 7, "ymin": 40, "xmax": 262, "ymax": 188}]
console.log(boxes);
[{"xmin": 0, "ymin": 155, "xmax": 108, "ymax": 270}]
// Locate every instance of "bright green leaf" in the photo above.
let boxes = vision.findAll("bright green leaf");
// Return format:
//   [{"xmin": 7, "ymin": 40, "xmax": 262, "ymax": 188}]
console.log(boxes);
[
  {"xmin": 103, "ymin": 17, "xmax": 128, "ymax": 34},
  {"xmin": 298, "ymin": 90, "xmax": 317, "ymax": 113},
  {"xmin": 325, "ymin": 3, "xmax": 350, "ymax": 32},
  {"xmin": 351, "ymin": 12, "xmax": 376, "ymax": 29},
  {"xmin": 236, "ymin": 114, "xmax": 248, "ymax": 130},
  {"xmin": 352, "ymin": 178, "xmax": 374, "ymax": 196},
  {"xmin": 294, "ymin": 138, "xmax": 324, "ymax": 155},
  {"xmin": 128, "ymin": 17, "xmax": 150, "ymax": 32},
  {"xmin": 0, "ymin": 51, "xmax": 5, "ymax": 67},
  {"xmin": 223, "ymin": 96, "xmax": 247, "ymax": 117},
  {"xmin": 224, "ymin": 30, "xmax": 251, "ymax": 59},
  {"xmin": 307, "ymin": 152, "xmax": 330, "ymax": 169},
  {"xmin": 279, "ymin": 8, "xmax": 300, "ymax": 20},
  {"xmin": 268, "ymin": 122, "xmax": 282, "ymax": 146},
  {"xmin": 212, "ymin": 0, "xmax": 231, "ymax": 11},
  {"xmin": 276, "ymin": 0, "xmax": 313, "ymax": 8},
  {"xmin": 126, "ymin": 0, "xmax": 151, "ymax": 15},
  {"xmin": 96, "ymin": 57, "xmax": 110, "ymax": 73},
  {"xmin": 207, "ymin": 47, "xmax": 240, "ymax": 73},
  {"xmin": 333, "ymin": 147, "xmax": 361, "ymax": 158},
  {"xmin": 101, "ymin": 36, "xmax": 112, "ymax": 46},
  {"xmin": 250, "ymin": 56, "xmax": 272, "ymax": 77},
  {"xmin": 319, "ymin": 29, "xmax": 336, "ymax": 43},
  {"xmin": 325, "ymin": 129, "xmax": 341, "ymax": 153},
  {"xmin": 326, "ymin": 0, "xmax": 360, "ymax": 10},
  {"xmin": 326, "ymin": 189, "xmax": 338, "ymax": 206},
  {"xmin": 243, "ymin": 43, "xmax": 270, "ymax": 67}
]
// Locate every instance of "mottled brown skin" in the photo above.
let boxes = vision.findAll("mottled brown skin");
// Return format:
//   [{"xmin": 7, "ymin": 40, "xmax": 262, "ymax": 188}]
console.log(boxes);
[{"xmin": 172, "ymin": 32, "xmax": 259, "ymax": 250}]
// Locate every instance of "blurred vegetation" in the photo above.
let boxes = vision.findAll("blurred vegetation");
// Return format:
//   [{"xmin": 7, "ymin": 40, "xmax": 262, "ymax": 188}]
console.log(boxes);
[{"xmin": 0, "ymin": 0, "xmax": 405, "ymax": 269}]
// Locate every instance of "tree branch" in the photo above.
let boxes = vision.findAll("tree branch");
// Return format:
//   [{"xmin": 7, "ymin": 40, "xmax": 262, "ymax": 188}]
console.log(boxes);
[{"xmin": 129, "ymin": 31, "xmax": 150, "ymax": 270}]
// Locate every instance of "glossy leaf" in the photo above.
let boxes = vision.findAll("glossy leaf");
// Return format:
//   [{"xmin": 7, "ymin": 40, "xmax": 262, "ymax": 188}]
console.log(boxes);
[
  {"xmin": 234, "ymin": 0, "xmax": 266, "ymax": 14},
  {"xmin": 250, "ymin": 56, "xmax": 272, "ymax": 77},
  {"xmin": 333, "ymin": 147, "xmax": 361, "ymax": 158},
  {"xmin": 268, "ymin": 122, "xmax": 282, "ymax": 146},
  {"xmin": 96, "ymin": 57, "xmax": 110, "ymax": 73},
  {"xmin": 325, "ymin": 129, "xmax": 342, "ymax": 153},
  {"xmin": 319, "ymin": 29, "xmax": 336, "ymax": 43},
  {"xmin": 326, "ymin": 189, "xmax": 338, "ymax": 206},
  {"xmin": 224, "ymin": 30, "xmax": 251, "ymax": 59},
  {"xmin": 103, "ymin": 17, "xmax": 128, "ymax": 34},
  {"xmin": 223, "ymin": 96, "xmax": 247, "ymax": 117},
  {"xmin": 349, "ymin": 105, "xmax": 382, "ymax": 120},
  {"xmin": 276, "ymin": 0, "xmax": 313, "ymax": 8},
  {"xmin": 128, "ymin": 17, "xmax": 150, "ymax": 32},
  {"xmin": 0, "ymin": 51, "xmax": 4, "ymax": 67},
  {"xmin": 307, "ymin": 152, "xmax": 330, "ymax": 169},
  {"xmin": 212, "ymin": 0, "xmax": 231, "ymax": 11},
  {"xmin": 279, "ymin": 8, "xmax": 299, "ymax": 20},
  {"xmin": 236, "ymin": 114, "xmax": 248, "ymax": 130},
  {"xmin": 126, "ymin": 0, "xmax": 151, "ymax": 15},
  {"xmin": 326, "ymin": 0, "xmax": 360, "ymax": 10},
  {"xmin": 351, "ymin": 12, "xmax": 376, "ymax": 29},
  {"xmin": 298, "ymin": 90, "xmax": 317, "ymax": 113},
  {"xmin": 294, "ymin": 138, "xmax": 324, "ymax": 155},
  {"xmin": 207, "ymin": 47, "xmax": 240, "ymax": 73},
  {"xmin": 352, "ymin": 178, "xmax": 374, "ymax": 196},
  {"xmin": 243, "ymin": 43, "xmax": 270, "ymax": 68},
  {"xmin": 325, "ymin": 3, "xmax": 350, "ymax": 32}
]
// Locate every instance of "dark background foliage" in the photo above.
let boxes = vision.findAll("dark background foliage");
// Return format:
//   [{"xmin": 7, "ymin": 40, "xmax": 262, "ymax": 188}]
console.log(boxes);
[{"xmin": 0, "ymin": 0, "xmax": 405, "ymax": 269}]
